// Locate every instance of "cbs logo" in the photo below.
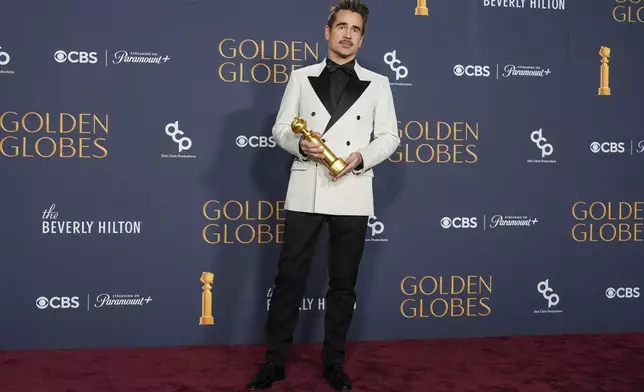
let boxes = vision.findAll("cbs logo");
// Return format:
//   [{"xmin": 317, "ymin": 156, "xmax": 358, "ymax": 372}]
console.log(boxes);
[
  {"xmin": 441, "ymin": 217, "xmax": 478, "ymax": 229},
  {"xmin": 36, "ymin": 296, "xmax": 80, "ymax": 309},
  {"xmin": 605, "ymin": 287, "xmax": 640, "ymax": 299},
  {"xmin": 453, "ymin": 64, "xmax": 490, "ymax": 77},
  {"xmin": 590, "ymin": 141, "xmax": 625, "ymax": 154},
  {"xmin": 236, "ymin": 135, "xmax": 276, "ymax": 148},
  {"xmin": 54, "ymin": 50, "xmax": 98, "ymax": 64}
]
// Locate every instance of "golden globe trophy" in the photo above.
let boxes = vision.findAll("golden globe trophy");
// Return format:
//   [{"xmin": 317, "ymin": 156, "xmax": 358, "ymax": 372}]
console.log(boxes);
[
  {"xmin": 415, "ymin": 0, "xmax": 429, "ymax": 16},
  {"xmin": 291, "ymin": 117, "xmax": 347, "ymax": 176},
  {"xmin": 199, "ymin": 272, "xmax": 215, "ymax": 325},
  {"xmin": 598, "ymin": 46, "xmax": 611, "ymax": 96}
]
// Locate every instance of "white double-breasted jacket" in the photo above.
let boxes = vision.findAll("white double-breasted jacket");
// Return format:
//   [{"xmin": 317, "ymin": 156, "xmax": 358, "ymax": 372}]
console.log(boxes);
[{"xmin": 272, "ymin": 58, "xmax": 400, "ymax": 216}]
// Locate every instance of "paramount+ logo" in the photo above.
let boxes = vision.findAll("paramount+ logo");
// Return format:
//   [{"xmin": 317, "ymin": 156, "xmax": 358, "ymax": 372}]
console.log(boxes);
[{"xmin": 36, "ymin": 296, "xmax": 80, "ymax": 309}]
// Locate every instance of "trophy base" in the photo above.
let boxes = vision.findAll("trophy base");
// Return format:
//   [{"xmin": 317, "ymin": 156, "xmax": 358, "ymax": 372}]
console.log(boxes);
[
  {"xmin": 329, "ymin": 159, "xmax": 348, "ymax": 177},
  {"xmin": 199, "ymin": 316, "xmax": 214, "ymax": 325},
  {"xmin": 598, "ymin": 87, "xmax": 611, "ymax": 96},
  {"xmin": 415, "ymin": 7, "xmax": 429, "ymax": 16}
]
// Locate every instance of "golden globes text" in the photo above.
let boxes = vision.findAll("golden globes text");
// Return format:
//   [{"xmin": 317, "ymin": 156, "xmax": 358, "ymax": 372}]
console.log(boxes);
[
  {"xmin": 572, "ymin": 201, "xmax": 644, "ymax": 242},
  {"xmin": 202, "ymin": 200, "xmax": 285, "ymax": 244},
  {"xmin": 0, "ymin": 111, "xmax": 108, "ymax": 159},
  {"xmin": 613, "ymin": 0, "xmax": 644, "ymax": 23},
  {"xmin": 389, "ymin": 120, "xmax": 479, "ymax": 164},
  {"xmin": 217, "ymin": 38, "xmax": 319, "ymax": 84},
  {"xmin": 400, "ymin": 275, "xmax": 492, "ymax": 318}
]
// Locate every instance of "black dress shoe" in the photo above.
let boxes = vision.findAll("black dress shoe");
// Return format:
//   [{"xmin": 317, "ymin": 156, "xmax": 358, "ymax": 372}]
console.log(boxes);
[
  {"xmin": 323, "ymin": 362, "xmax": 352, "ymax": 391},
  {"xmin": 246, "ymin": 361, "xmax": 285, "ymax": 390}
]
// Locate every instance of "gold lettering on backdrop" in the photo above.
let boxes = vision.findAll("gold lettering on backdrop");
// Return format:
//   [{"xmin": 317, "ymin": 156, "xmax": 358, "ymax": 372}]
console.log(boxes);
[
  {"xmin": 389, "ymin": 120, "xmax": 479, "ymax": 164},
  {"xmin": 0, "ymin": 112, "xmax": 108, "ymax": 159},
  {"xmin": 217, "ymin": 38, "xmax": 319, "ymax": 84},
  {"xmin": 572, "ymin": 201, "xmax": 644, "ymax": 242},
  {"xmin": 613, "ymin": 0, "xmax": 644, "ymax": 23},
  {"xmin": 202, "ymin": 200, "xmax": 286, "ymax": 244},
  {"xmin": 399, "ymin": 275, "xmax": 492, "ymax": 318}
]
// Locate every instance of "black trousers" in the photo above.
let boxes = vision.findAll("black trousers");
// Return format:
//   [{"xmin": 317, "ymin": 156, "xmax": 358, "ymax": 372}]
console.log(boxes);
[{"xmin": 264, "ymin": 209, "xmax": 368, "ymax": 367}]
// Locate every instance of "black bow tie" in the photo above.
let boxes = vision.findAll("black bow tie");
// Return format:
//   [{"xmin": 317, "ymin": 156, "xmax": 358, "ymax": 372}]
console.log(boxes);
[{"xmin": 327, "ymin": 60, "xmax": 355, "ymax": 75}]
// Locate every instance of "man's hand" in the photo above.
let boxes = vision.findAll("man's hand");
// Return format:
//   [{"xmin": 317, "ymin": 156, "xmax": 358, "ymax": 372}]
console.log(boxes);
[
  {"xmin": 332, "ymin": 152, "xmax": 363, "ymax": 182},
  {"xmin": 300, "ymin": 131, "xmax": 325, "ymax": 159}
]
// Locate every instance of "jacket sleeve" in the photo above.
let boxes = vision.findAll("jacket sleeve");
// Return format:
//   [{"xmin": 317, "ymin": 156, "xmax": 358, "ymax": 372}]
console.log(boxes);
[
  {"xmin": 271, "ymin": 70, "xmax": 308, "ymax": 162},
  {"xmin": 353, "ymin": 76, "xmax": 401, "ymax": 173}
]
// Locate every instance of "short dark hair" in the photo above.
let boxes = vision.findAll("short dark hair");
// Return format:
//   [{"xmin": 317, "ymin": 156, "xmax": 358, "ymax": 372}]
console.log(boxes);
[{"xmin": 327, "ymin": 0, "xmax": 369, "ymax": 36}]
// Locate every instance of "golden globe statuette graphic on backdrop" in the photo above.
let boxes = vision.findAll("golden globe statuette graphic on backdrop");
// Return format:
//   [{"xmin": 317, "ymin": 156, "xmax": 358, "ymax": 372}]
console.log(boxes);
[
  {"xmin": 415, "ymin": 0, "xmax": 429, "ymax": 16},
  {"xmin": 291, "ymin": 117, "xmax": 347, "ymax": 176},
  {"xmin": 199, "ymin": 272, "xmax": 215, "ymax": 325},
  {"xmin": 598, "ymin": 46, "xmax": 611, "ymax": 96}
]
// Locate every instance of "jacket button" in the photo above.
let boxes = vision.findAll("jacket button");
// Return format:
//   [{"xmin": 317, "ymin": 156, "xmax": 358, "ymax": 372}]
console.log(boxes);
[
  {"xmin": 311, "ymin": 112, "xmax": 316, "ymax": 116},
  {"xmin": 346, "ymin": 141, "xmax": 351, "ymax": 146},
  {"xmin": 357, "ymin": 115, "xmax": 361, "ymax": 120}
]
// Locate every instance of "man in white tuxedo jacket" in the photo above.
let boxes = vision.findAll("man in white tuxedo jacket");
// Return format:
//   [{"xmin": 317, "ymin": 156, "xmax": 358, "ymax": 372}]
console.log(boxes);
[{"xmin": 248, "ymin": 1, "xmax": 400, "ymax": 390}]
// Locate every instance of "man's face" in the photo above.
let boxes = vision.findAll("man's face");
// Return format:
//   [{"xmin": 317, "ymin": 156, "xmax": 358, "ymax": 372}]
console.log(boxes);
[{"xmin": 325, "ymin": 10, "xmax": 364, "ymax": 60}]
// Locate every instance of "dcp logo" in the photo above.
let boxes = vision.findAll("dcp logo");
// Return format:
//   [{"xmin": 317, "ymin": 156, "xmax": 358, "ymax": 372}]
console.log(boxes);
[
  {"xmin": 165, "ymin": 121, "xmax": 192, "ymax": 152},
  {"xmin": 530, "ymin": 128, "xmax": 553, "ymax": 158},
  {"xmin": 453, "ymin": 64, "xmax": 490, "ymax": 77},
  {"xmin": 606, "ymin": 287, "xmax": 640, "ymax": 299},
  {"xmin": 590, "ymin": 141, "xmax": 625, "ymax": 154},
  {"xmin": 367, "ymin": 216, "xmax": 384, "ymax": 236},
  {"xmin": 440, "ymin": 217, "xmax": 478, "ymax": 229},
  {"xmin": 236, "ymin": 135, "xmax": 276, "ymax": 148},
  {"xmin": 383, "ymin": 50, "xmax": 408, "ymax": 81},
  {"xmin": 36, "ymin": 296, "xmax": 80, "ymax": 309},
  {"xmin": 0, "ymin": 46, "xmax": 10, "ymax": 66},
  {"xmin": 54, "ymin": 50, "xmax": 98, "ymax": 64},
  {"xmin": 537, "ymin": 279, "xmax": 559, "ymax": 308}
]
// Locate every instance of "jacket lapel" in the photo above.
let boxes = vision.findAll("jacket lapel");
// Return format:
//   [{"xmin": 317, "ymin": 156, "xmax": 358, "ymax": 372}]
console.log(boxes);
[
  {"xmin": 307, "ymin": 70, "xmax": 333, "ymax": 117},
  {"xmin": 306, "ymin": 59, "xmax": 371, "ymax": 135}
]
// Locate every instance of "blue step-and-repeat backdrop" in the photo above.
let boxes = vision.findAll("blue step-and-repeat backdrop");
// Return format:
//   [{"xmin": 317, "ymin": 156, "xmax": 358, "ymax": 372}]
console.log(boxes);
[{"xmin": 1, "ymin": 0, "xmax": 644, "ymax": 351}]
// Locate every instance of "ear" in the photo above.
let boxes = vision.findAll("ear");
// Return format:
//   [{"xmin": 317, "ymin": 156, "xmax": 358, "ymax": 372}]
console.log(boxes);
[{"xmin": 324, "ymin": 24, "xmax": 330, "ymax": 40}]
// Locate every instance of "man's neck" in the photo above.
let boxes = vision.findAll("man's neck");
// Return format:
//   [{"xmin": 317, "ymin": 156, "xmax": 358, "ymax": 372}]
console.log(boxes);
[{"xmin": 327, "ymin": 51, "xmax": 356, "ymax": 65}]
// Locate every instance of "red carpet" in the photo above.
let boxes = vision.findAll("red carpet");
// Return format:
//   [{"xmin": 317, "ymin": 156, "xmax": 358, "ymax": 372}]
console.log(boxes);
[{"xmin": 2, "ymin": 333, "xmax": 644, "ymax": 392}]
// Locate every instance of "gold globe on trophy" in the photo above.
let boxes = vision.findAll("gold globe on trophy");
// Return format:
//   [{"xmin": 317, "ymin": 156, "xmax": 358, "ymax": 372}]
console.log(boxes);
[{"xmin": 291, "ymin": 117, "xmax": 347, "ymax": 177}]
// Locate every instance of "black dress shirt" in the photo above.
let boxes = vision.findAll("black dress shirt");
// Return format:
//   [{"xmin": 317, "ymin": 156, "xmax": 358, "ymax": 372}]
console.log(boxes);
[{"xmin": 326, "ymin": 58, "xmax": 355, "ymax": 112}]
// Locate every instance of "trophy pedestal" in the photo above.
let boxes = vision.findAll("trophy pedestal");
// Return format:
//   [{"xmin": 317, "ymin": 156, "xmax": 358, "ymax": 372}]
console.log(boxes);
[
  {"xmin": 329, "ymin": 159, "xmax": 348, "ymax": 177},
  {"xmin": 415, "ymin": 0, "xmax": 428, "ymax": 15}
]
